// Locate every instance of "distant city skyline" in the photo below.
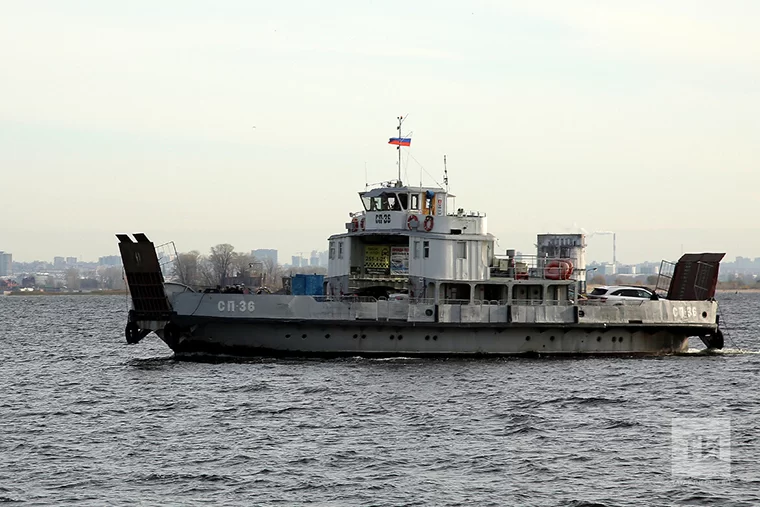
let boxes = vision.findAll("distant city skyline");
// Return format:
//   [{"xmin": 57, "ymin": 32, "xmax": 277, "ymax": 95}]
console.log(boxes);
[{"xmin": 6, "ymin": 228, "xmax": 760, "ymax": 268}]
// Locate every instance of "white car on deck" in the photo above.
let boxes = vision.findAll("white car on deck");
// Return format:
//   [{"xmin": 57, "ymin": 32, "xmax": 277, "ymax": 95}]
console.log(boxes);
[{"xmin": 587, "ymin": 285, "xmax": 661, "ymax": 303}]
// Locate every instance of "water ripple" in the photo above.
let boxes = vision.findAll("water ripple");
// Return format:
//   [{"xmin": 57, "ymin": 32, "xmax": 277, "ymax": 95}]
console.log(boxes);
[{"xmin": 0, "ymin": 294, "xmax": 758, "ymax": 506}]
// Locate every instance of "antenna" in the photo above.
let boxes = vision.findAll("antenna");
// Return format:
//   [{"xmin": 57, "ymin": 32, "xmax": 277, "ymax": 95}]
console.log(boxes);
[{"xmin": 443, "ymin": 155, "xmax": 449, "ymax": 192}]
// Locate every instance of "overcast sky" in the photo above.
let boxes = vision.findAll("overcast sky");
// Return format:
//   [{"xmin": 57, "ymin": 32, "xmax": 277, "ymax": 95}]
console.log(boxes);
[{"xmin": 2, "ymin": 0, "xmax": 759, "ymax": 264}]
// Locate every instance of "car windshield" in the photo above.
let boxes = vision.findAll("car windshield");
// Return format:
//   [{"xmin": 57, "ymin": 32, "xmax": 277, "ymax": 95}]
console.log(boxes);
[{"xmin": 590, "ymin": 288, "xmax": 608, "ymax": 296}]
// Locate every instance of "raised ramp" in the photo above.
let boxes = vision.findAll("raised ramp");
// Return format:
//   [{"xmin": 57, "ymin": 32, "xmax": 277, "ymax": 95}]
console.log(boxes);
[
  {"xmin": 666, "ymin": 253, "xmax": 725, "ymax": 301},
  {"xmin": 117, "ymin": 233, "xmax": 173, "ymax": 321}
]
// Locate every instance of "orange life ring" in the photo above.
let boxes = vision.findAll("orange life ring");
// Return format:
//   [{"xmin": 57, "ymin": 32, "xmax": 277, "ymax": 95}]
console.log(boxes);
[
  {"xmin": 423, "ymin": 215, "xmax": 434, "ymax": 232},
  {"xmin": 351, "ymin": 217, "xmax": 359, "ymax": 232},
  {"xmin": 359, "ymin": 217, "xmax": 365, "ymax": 231},
  {"xmin": 544, "ymin": 259, "xmax": 574, "ymax": 280},
  {"xmin": 407, "ymin": 215, "xmax": 419, "ymax": 230}
]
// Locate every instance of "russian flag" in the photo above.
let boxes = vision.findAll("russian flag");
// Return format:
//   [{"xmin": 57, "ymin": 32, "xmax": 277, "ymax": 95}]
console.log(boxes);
[{"xmin": 388, "ymin": 137, "xmax": 411, "ymax": 146}]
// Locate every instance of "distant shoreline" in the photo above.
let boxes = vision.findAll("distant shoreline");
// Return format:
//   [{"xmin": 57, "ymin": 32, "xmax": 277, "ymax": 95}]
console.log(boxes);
[{"xmin": 3, "ymin": 290, "xmax": 128, "ymax": 296}]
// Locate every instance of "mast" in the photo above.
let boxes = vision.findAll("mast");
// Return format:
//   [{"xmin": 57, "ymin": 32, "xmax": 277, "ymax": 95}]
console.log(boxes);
[{"xmin": 397, "ymin": 115, "xmax": 405, "ymax": 183}]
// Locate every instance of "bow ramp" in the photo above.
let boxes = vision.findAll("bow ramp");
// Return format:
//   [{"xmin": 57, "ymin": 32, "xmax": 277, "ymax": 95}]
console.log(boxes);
[
  {"xmin": 661, "ymin": 252, "xmax": 725, "ymax": 349},
  {"xmin": 117, "ymin": 233, "xmax": 173, "ymax": 344}
]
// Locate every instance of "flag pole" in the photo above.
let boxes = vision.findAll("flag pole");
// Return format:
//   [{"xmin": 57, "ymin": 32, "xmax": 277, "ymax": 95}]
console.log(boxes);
[{"xmin": 396, "ymin": 115, "xmax": 407, "ymax": 184}]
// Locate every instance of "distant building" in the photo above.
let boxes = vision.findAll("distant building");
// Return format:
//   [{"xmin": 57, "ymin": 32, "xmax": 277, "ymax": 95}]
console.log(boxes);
[
  {"xmin": 252, "ymin": 249, "xmax": 278, "ymax": 266},
  {"xmin": 309, "ymin": 250, "xmax": 319, "ymax": 266},
  {"xmin": 291, "ymin": 255, "xmax": 302, "ymax": 268},
  {"xmin": 66, "ymin": 257, "xmax": 77, "ymax": 266},
  {"xmin": 318, "ymin": 250, "xmax": 328, "ymax": 267},
  {"xmin": 0, "ymin": 252, "xmax": 12, "ymax": 276},
  {"xmin": 617, "ymin": 265, "xmax": 637, "ymax": 275},
  {"xmin": 54, "ymin": 256, "xmax": 66, "ymax": 269},
  {"xmin": 635, "ymin": 262, "xmax": 659, "ymax": 275},
  {"xmin": 98, "ymin": 255, "xmax": 122, "ymax": 266}
]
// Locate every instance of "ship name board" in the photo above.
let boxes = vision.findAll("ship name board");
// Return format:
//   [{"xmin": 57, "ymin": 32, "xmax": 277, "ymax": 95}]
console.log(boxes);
[
  {"xmin": 218, "ymin": 300, "xmax": 256, "ymax": 312},
  {"xmin": 673, "ymin": 306, "xmax": 698, "ymax": 319},
  {"xmin": 375, "ymin": 213, "xmax": 392, "ymax": 224}
]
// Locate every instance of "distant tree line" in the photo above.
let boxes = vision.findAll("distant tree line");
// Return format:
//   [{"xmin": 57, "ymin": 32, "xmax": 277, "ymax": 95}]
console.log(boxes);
[{"xmin": 171, "ymin": 243, "xmax": 326, "ymax": 290}]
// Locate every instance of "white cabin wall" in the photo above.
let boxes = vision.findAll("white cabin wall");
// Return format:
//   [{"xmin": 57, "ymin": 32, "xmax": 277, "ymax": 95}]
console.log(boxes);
[
  {"xmin": 327, "ymin": 237, "xmax": 351, "ymax": 277},
  {"xmin": 408, "ymin": 237, "xmax": 489, "ymax": 282},
  {"xmin": 431, "ymin": 216, "xmax": 487, "ymax": 235}
]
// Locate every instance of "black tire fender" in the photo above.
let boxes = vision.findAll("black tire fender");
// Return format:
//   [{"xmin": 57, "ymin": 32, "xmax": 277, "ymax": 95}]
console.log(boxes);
[
  {"xmin": 125, "ymin": 322, "xmax": 141, "ymax": 344},
  {"xmin": 163, "ymin": 322, "xmax": 181, "ymax": 342}
]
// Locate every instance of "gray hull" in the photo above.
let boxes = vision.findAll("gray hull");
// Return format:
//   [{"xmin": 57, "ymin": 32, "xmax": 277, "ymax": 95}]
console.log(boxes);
[
  {"xmin": 140, "ymin": 292, "xmax": 717, "ymax": 356},
  {"xmin": 158, "ymin": 317, "xmax": 692, "ymax": 357}
]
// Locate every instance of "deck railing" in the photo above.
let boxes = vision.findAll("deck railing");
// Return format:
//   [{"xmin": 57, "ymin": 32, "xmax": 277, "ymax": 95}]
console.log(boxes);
[{"xmin": 490, "ymin": 255, "xmax": 582, "ymax": 281}]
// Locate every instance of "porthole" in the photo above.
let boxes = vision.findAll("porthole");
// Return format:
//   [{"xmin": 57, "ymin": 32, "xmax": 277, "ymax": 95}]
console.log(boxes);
[
  {"xmin": 302, "ymin": 334, "xmax": 307, "ymax": 339},
  {"xmin": 353, "ymin": 334, "xmax": 358, "ymax": 339},
  {"xmin": 285, "ymin": 334, "xmax": 291, "ymax": 338},
  {"xmin": 390, "ymin": 335, "xmax": 395, "ymax": 340},
  {"xmin": 433, "ymin": 335, "xmax": 438, "ymax": 341},
  {"xmin": 425, "ymin": 335, "xmax": 430, "ymax": 341},
  {"xmin": 325, "ymin": 334, "xmax": 330, "ymax": 339},
  {"xmin": 361, "ymin": 334, "xmax": 367, "ymax": 339},
  {"xmin": 550, "ymin": 336, "xmax": 555, "ymax": 342},
  {"xmin": 398, "ymin": 335, "xmax": 403, "ymax": 340},
  {"xmin": 597, "ymin": 336, "xmax": 601, "ymax": 342},
  {"xmin": 525, "ymin": 336, "xmax": 531, "ymax": 341}
]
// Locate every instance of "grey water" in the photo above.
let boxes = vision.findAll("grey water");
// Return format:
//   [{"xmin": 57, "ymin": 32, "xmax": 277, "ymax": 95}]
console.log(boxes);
[{"xmin": 0, "ymin": 294, "xmax": 758, "ymax": 506}]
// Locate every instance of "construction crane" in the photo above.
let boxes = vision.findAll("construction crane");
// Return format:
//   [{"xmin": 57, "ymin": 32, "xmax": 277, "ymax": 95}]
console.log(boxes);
[{"xmin": 588, "ymin": 231, "xmax": 616, "ymax": 266}]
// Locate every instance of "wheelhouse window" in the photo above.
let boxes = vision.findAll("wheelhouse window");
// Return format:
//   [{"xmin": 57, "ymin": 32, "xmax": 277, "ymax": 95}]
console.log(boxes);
[
  {"xmin": 338, "ymin": 241, "xmax": 344, "ymax": 259},
  {"xmin": 329, "ymin": 243, "xmax": 335, "ymax": 259},
  {"xmin": 410, "ymin": 194, "xmax": 420, "ymax": 210},
  {"xmin": 363, "ymin": 193, "xmax": 405, "ymax": 211},
  {"xmin": 414, "ymin": 240, "xmax": 420, "ymax": 259},
  {"xmin": 398, "ymin": 193, "xmax": 409, "ymax": 210},
  {"xmin": 456, "ymin": 241, "xmax": 467, "ymax": 259},
  {"xmin": 423, "ymin": 240, "xmax": 430, "ymax": 258}
]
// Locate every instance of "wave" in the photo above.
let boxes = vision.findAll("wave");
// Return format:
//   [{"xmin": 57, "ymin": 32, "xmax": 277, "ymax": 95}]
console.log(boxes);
[
  {"xmin": 682, "ymin": 348, "xmax": 760, "ymax": 355},
  {"xmin": 564, "ymin": 502, "xmax": 617, "ymax": 507},
  {"xmin": 601, "ymin": 419, "xmax": 641, "ymax": 429},
  {"xmin": 540, "ymin": 395, "xmax": 627, "ymax": 407}
]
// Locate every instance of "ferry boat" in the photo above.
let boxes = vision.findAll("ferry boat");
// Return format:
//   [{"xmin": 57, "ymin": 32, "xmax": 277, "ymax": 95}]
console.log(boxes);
[{"xmin": 117, "ymin": 124, "xmax": 725, "ymax": 357}]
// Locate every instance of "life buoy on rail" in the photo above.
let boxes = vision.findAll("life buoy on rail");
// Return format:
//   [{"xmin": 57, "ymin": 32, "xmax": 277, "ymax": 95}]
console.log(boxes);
[
  {"xmin": 423, "ymin": 215, "xmax": 434, "ymax": 232},
  {"xmin": 359, "ymin": 217, "xmax": 365, "ymax": 231},
  {"xmin": 351, "ymin": 217, "xmax": 359, "ymax": 232},
  {"xmin": 407, "ymin": 214, "xmax": 420, "ymax": 230},
  {"xmin": 544, "ymin": 259, "xmax": 574, "ymax": 280}
]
